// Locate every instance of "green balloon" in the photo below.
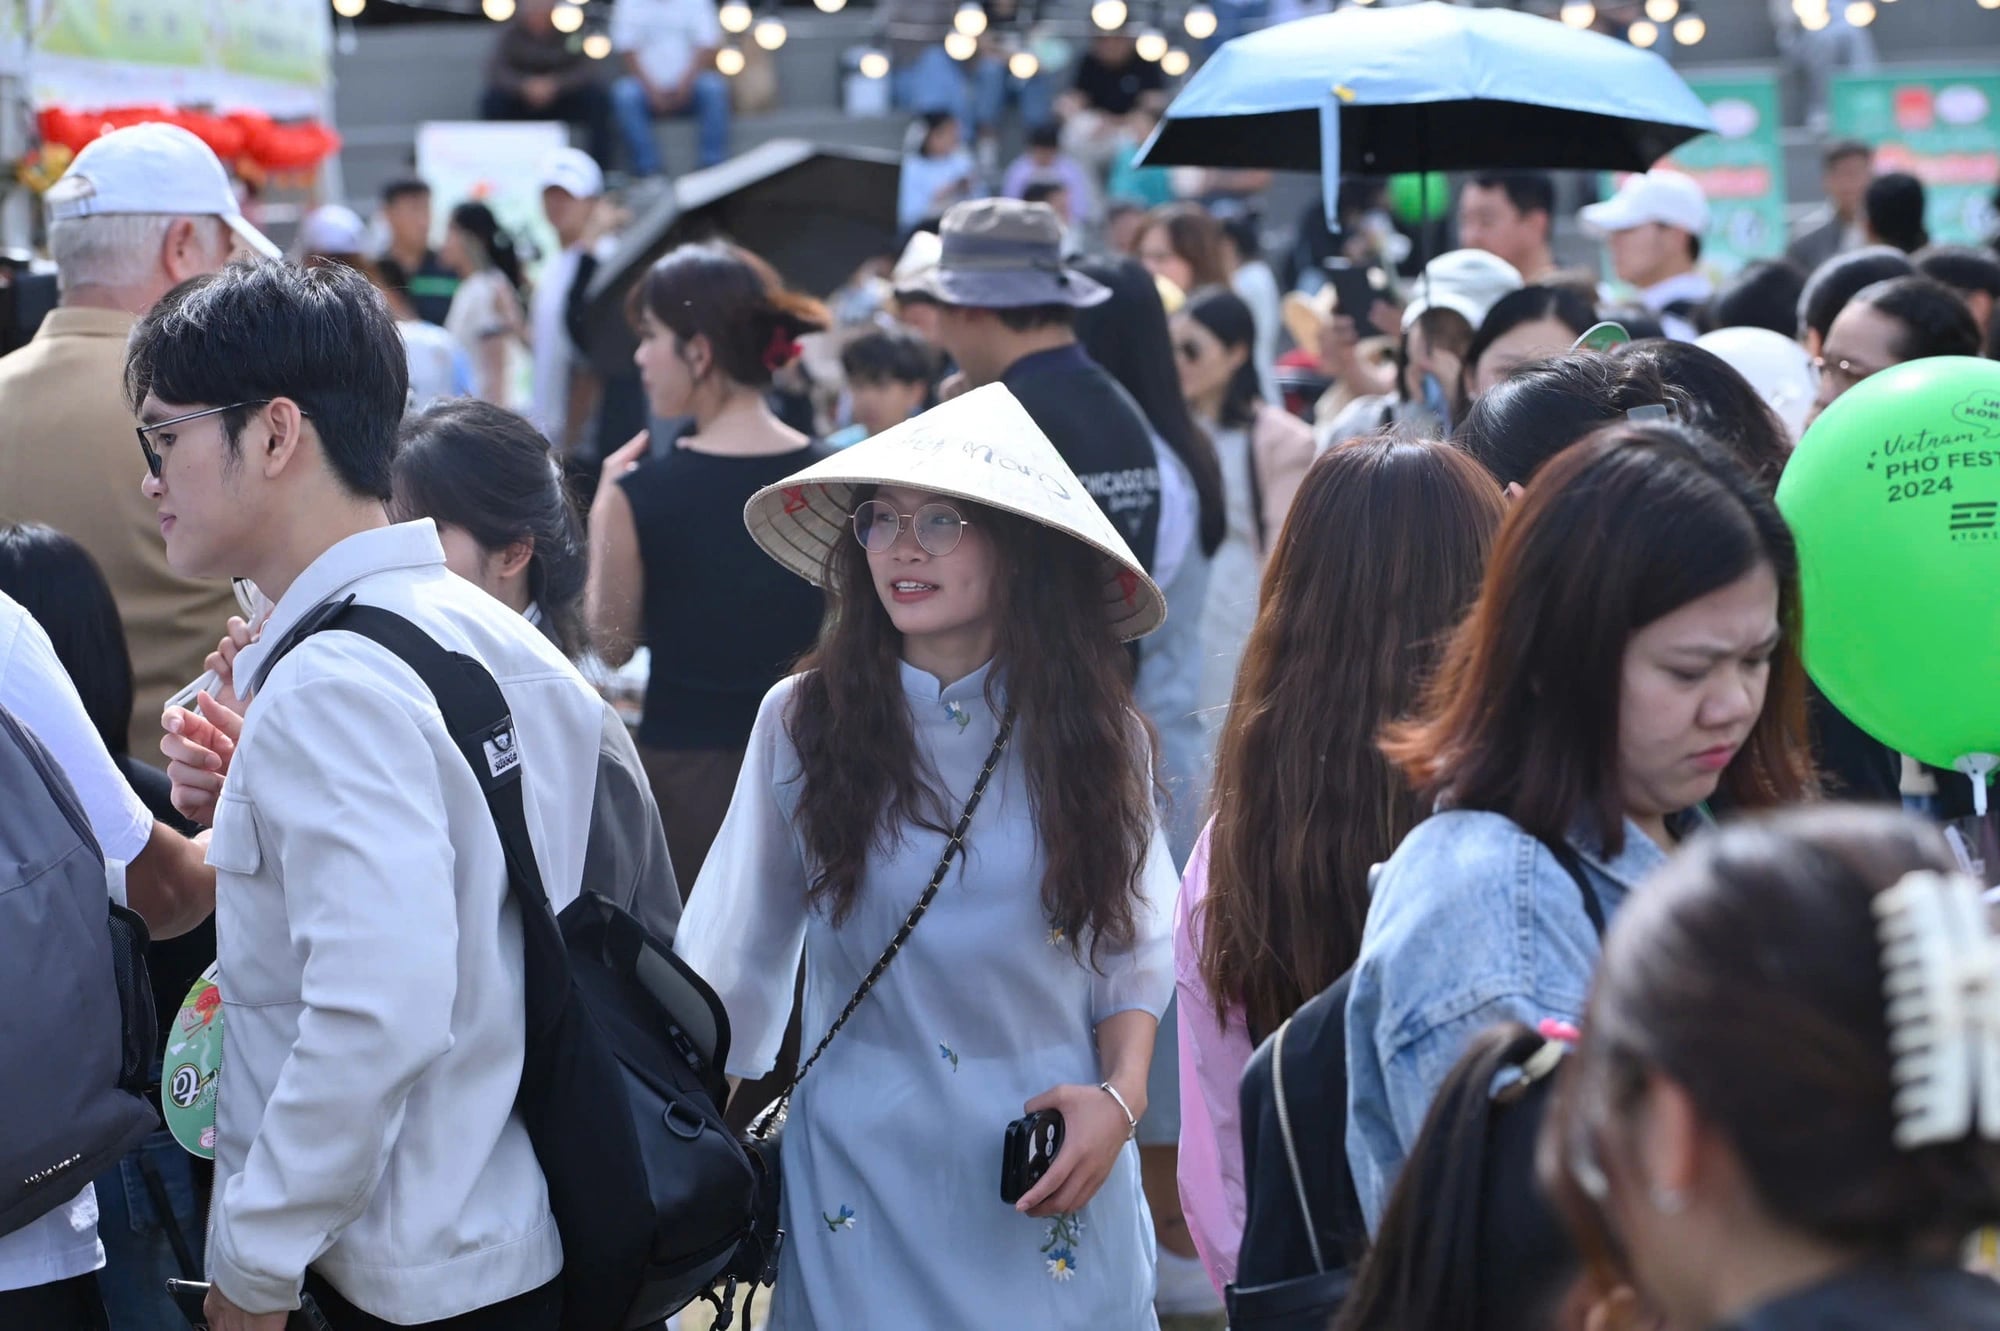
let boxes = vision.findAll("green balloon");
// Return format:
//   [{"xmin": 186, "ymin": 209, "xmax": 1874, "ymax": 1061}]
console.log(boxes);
[
  {"xmin": 1386, "ymin": 172, "xmax": 1450, "ymax": 225},
  {"xmin": 1775, "ymin": 355, "xmax": 2000, "ymax": 779}
]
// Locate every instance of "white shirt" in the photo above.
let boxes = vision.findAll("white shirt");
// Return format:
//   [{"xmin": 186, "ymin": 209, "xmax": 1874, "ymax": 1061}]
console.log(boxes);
[
  {"xmin": 1640, "ymin": 269, "xmax": 1716, "ymax": 343},
  {"xmin": 611, "ymin": 0, "xmax": 723, "ymax": 90},
  {"xmin": 206, "ymin": 522, "xmax": 607, "ymax": 1323},
  {"xmin": 0, "ymin": 591, "xmax": 152, "ymax": 1292}
]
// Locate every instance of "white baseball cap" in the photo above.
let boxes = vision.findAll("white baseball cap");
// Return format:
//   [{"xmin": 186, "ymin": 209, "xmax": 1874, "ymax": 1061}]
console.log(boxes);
[
  {"xmin": 539, "ymin": 147, "xmax": 604, "ymax": 200},
  {"xmin": 1401, "ymin": 249, "xmax": 1524, "ymax": 332},
  {"xmin": 44, "ymin": 122, "xmax": 280, "ymax": 261},
  {"xmin": 296, "ymin": 204, "xmax": 368, "ymax": 259},
  {"xmin": 1579, "ymin": 170, "xmax": 1710, "ymax": 239}
]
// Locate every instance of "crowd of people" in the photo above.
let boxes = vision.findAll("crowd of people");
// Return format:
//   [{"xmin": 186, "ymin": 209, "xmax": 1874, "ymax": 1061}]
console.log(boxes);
[{"xmin": 3, "ymin": 28, "xmax": 2000, "ymax": 1331}]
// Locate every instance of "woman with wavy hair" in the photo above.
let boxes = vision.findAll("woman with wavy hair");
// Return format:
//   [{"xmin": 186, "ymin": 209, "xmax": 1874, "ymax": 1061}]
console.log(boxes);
[
  {"xmin": 1174, "ymin": 436, "xmax": 1505, "ymax": 1292},
  {"xmin": 677, "ymin": 384, "xmax": 1179, "ymax": 1327}
]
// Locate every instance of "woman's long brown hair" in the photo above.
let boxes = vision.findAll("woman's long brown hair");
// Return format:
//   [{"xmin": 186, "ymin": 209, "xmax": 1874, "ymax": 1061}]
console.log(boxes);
[
  {"xmin": 1201, "ymin": 438, "xmax": 1504, "ymax": 1040},
  {"xmin": 1383, "ymin": 421, "xmax": 1817, "ymax": 857},
  {"xmin": 788, "ymin": 494, "xmax": 1157, "ymax": 962}
]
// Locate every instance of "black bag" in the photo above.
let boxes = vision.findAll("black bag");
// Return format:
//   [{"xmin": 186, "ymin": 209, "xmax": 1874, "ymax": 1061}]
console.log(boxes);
[
  {"xmin": 1228, "ymin": 835, "xmax": 1605, "ymax": 1329},
  {"xmin": 271, "ymin": 604, "xmax": 776, "ymax": 1331}
]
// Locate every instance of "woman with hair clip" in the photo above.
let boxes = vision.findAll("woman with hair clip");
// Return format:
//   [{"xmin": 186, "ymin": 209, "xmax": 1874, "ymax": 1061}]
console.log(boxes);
[
  {"xmin": 676, "ymin": 384, "xmax": 1178, "ymax": 1327},
  {"xmin": 440, "ymin": 201, "xmax": 527, "ymax": 406},
  {"xmin": 587, "ymin": 240, "xmax": 831, "ymax": 893},
  {"xmin": 1176, "ymin": 436, "xmax": 1505, "ymax": 1295},
  {"xmin": 1543, "ymin": 804, "xmax": 2000, "ymax": 1330},
  {"xmin": 1335, "ymin": 1023, "xmax": 1599, "ymax": 1331},
  {"xmin": 1170, "ymin": 284, "xmax": 1315, "ymax": 722},
  {"xmin": 1452, "ymin": 353, "xmax": 1683, "ymax": 495},
  {"xmin": 1347, "ymin": 420, "xmax": 1817, "ymax": 1229}
]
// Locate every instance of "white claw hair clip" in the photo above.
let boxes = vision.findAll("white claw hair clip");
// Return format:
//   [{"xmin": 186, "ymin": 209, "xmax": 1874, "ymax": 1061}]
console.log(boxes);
[{"xmin": 1874, "ymin": 869, "xmax": 2000, "ymax": 1149}]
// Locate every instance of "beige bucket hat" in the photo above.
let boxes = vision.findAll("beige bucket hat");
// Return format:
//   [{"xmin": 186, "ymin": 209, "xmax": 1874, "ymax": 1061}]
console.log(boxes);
[{"xmin": 743, "ymin": 383, "xmax": 1166, "ymax": 641}]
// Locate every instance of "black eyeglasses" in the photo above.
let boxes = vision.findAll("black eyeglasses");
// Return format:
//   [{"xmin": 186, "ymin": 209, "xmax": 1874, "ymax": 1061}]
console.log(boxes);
[
  {"xmin": 851, "ymin": 499, "xmax": 972, "ymax": 556},
  {"xmin": 136, "ymin": 400, "xmax": 309, "ymax": 479}
]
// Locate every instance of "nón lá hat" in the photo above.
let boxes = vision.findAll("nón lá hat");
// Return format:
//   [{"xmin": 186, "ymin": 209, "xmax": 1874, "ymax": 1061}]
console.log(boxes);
[
  {"xmin": 44, "ymin": 122, "xmax": 280, "ymax": 261},
  {"xmin": 744, "ymin": 383, "xmax": 1166, "ymax": 641}
]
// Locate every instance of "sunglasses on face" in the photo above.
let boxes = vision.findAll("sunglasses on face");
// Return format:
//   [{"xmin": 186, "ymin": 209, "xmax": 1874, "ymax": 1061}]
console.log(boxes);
[
  {"xmin": 136, "ymin": 400, "xmax": 310, "ymax": 479},
  {"xmin": 851, "ymin": 499, "xmax": 972, "ymax": 557}
]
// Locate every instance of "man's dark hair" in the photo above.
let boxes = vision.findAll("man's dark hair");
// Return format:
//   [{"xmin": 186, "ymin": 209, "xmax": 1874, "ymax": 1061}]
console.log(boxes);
[
  {"xmin": 995, "ymin": 303, "xmax": 1076, "ymax": 333},
  {"xmin": 1706, "ymin": 258, "xmax": 1809, "ymax": 336},
  {"xmin": 1467, "ymin": 171, "xmax": 1556, "ymax": 220},
  {"xmin": 380, "ymin": 176, "xmax": 431, "ymax": 206},
  {"xmin": 1849, "ymin": 275, "xmax": 1983, "ymax": 362},
  {"xmin": 1865, "ymin": 172, "xmax": 1928, "ymax": 253},
  {"xmin": 1914, "ymin": 244, "xmax": 2000, "ymax": 299},
  {"xmin": 1823, "ymin": 138, "xmax": 1872, "ymax": 171},
  {"xmin": 1027, "ymin": 122, "xmax": 1062, "ymax": 151},
  {"xmin": 124, "ymin": 261, "xmax": 409, "ymax": 501},
  {"xmin": 1021, "ymin": 180, "xmax": 1068, "ymax": 209},
  {"xmin": 840, "ymin": 327, "xmax": 939, "ymax": 386}
]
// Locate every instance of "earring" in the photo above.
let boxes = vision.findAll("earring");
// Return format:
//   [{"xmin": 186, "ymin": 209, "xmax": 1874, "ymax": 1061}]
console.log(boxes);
[{"xmin": 1648, "ymin": 1185, "xmax": 1687, "ymax": 1215}]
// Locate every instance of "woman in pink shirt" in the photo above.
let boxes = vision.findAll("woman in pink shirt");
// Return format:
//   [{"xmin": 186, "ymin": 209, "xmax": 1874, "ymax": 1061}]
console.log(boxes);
[{"xmin": 1174, "ymin": 437, "xmax": 1503, "ymax": 1293}]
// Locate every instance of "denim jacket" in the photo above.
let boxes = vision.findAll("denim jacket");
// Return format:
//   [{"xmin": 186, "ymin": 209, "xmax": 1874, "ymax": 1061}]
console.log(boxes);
[{"xmin": 1343, "ymin": 809, "xmax": 1669, "ymax": 1229}]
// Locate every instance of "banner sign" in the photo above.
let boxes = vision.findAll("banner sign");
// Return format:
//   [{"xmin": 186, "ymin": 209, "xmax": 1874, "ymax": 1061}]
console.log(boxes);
[
  {"xmin": 1661, "ymin": 73, "xmax": 1789, "ymax": 279},
  {"xmin": 29, "ymin": 0, "xmax": 331, "ymax": 119},
  {"xmin": 1833, "ymin": 69, "xmax": 2000, "ymax": 246}
]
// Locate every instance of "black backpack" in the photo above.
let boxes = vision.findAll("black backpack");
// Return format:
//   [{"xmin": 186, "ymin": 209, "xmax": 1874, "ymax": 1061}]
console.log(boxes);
[
  {"xmin": 1226, "ymin": 834, "xmax": 1604, "ymax": 1330},
  {"xmin": 268, "ymin": 602, "xmax": 778, "ymax": 1330},
  {"xmin": 0, "ymin": 702, "xmax": 158, "ymax": 1237}
]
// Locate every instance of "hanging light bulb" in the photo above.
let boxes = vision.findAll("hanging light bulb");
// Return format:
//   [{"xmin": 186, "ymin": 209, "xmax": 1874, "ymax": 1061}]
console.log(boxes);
[
  {"xmin": 944, "ymin": 30, "xmax": 978, "ymax": 59},
  {"xmin": 719, "ymin": 0, "xmax": 752, "ymax": 32},
  {"xmin": 1673, "ymin": 11, "xmax": 1706, "ymax": 40},
  {"xmin": 482, "ymin": 0, "xmax": 515, "ymax": 20},
  {"xmin": 1644, "ymin": 0, "xmax": 1678, "ymax": 19},
  {"xmin": 752, "ymin": 17, "xmax": 787, "ymax": 48},
  {"xmin": 582, "ymin": 31, "xmax": 612, "ymax": 57},
  {"xmin": 332, "ymin": 0, "xmax": 366, "ymax": 16},
  {"xmin": 716, "ymin": 45, "xmax": 747, "ymax": 75},
  {"xmin": 1091, "ymin": 0, "xmax": 1128, "ymax": 30},
  {"xmin": 954, "ymin": 2, "xmax": 987, "ymax": 35},
  {"xmin": 1628, "ymin": 17, "xmax": 1658, "ymax": 44},
  {"xmin": 551, "ymin": 3, "xmax": 584, "ymax": 32},
  {"xmin": 1160, "ymin": 46, "xmax": 1191, "ymax": 76},
  {"xmin": 1559, "ymin": 1, "xmax": 1595, "ymax": 27},
  {"xmin": 1135, "ymin": 27, "xmax": 1168, "ymax": 60},
  {"xmin": 1843, "ymin": 0, "xmax": 1875, "ymax": 21},
  {"xmin": 1183, "ymin": 3, "xmax": 1217, "ymax": 38},
  {"xmin": 859, "ymin": 49, "xmax": 890, "ymax": 78},
  {"xmin": 1008, "ymin": 49, "xmax": 1040, "ymax": 79}
]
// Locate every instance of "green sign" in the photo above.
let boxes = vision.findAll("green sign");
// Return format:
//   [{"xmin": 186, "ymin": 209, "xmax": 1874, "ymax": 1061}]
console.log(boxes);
[
  {"xmin": 1663, "ymin": 74, "xmax": 1788, "ymax": 279},
  {"xmin": 36, "ymin": 0, "xmax": 207, "ymax": 70},
  {"xmin": 1833, "ymin": 69, "xmax": 2000, "ymax": 246}
]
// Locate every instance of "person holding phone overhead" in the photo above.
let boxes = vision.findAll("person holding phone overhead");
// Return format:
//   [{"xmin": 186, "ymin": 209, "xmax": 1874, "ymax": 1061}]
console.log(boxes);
[{"xmin": 676, "ymin": 384, "xmax": 1177, "ymax": 1328}]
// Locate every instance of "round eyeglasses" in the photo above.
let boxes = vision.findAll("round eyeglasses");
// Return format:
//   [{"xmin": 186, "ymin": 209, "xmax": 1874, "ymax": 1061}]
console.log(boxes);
[{"xmin": 851, "ymin": 499, "xmax": 972, "ymax": 557}]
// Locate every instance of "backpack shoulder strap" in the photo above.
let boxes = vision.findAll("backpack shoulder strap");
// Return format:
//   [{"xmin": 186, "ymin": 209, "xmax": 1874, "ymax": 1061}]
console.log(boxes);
[
  {"xmin": 259, "ymin": 601, "xmax": 569, "ymax": 1036},
  {"xmin": 1534, "ymin": 833, "xmax": 1607, "ymax": 938}
]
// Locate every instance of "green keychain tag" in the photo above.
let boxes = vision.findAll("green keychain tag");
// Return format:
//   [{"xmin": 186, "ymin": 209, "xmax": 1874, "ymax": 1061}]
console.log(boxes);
[{"xmin": 162, "ymin": 963, "xmax": 223, "ymax": 1160}]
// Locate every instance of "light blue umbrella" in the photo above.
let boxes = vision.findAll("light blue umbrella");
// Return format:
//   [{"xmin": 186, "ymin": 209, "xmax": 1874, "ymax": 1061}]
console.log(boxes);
[{"xmin": 1136, "ymin": 1, "xmax": 1715, "ymax": 224}]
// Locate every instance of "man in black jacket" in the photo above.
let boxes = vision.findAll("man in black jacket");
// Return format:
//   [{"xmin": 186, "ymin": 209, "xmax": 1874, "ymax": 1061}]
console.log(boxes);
[{"xmin": 903, "ymin": 198, "xmax": 1162, "ymax": 572}]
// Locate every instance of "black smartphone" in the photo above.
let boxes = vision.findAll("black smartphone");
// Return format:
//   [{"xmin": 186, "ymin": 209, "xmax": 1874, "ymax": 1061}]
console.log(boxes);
[
  {"xmin": 1322, "ymin": 259, "xmax": 1387, "ymax": 324},
  {"xmin": 1000, "ymin": 1108, "xmax": 1065, "ymax": 1204},
  {"xmin": 166, "ymin": 1279, "xmax": 335, "ymax": 1331}
]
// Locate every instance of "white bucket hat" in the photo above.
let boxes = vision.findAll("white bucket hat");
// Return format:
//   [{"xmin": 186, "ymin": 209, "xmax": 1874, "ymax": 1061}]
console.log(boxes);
[{"xmin": 744, "ymin": 383, "xmax": 1166, "ymax": 641}]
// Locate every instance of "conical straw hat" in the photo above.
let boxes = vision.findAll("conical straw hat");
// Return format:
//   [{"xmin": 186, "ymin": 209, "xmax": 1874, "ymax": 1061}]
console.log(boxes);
[{"xmin": 744, "ymin": 383, "xmax": 1166, "ymax": 641}]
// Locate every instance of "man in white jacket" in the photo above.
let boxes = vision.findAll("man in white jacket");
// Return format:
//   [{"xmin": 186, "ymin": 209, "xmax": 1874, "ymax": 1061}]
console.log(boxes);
[{"xmin": 134, "ymin": 262, "xmax": 605, "ymax": 1330}]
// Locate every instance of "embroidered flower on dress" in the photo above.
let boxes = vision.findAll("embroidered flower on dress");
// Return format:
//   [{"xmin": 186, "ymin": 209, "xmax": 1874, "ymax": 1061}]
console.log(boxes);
[
  {"xmin": 944, "ymin": 700, "xmax": 970, "ymax": 731},
  {"xmin": 823, "ymin": 1204, "xmax": 857, "ymax": 1232},
  {"xmin": 939, "ymin": 1042, "xmax": 959, "ymax": 1071},
  {"xmin": 1040, "ymin": 1212, "xmax": 1084, "ymax": 1281}
]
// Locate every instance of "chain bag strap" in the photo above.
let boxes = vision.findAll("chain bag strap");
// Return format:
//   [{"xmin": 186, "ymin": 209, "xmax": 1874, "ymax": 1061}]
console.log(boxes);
[{"xmin": 751, "ymin": 710, "xmax": 1016, "ymax": 1140}]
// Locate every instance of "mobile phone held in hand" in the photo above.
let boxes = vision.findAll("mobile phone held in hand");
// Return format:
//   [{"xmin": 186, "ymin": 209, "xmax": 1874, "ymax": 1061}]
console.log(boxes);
[
  {"xmin": 166, "ymin": 1279, "xmax": 335, "ymax": 1331},
  {"xmin": 1000, "ymin": 1108, "xmax": 1065, "ymax": 1204}
]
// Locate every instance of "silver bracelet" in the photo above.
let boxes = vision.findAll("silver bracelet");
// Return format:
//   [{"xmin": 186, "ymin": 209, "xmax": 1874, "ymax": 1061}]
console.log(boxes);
[{"xmin": 1099, "ymin": 1081, "xmax": 1139, "ymax": 1140}]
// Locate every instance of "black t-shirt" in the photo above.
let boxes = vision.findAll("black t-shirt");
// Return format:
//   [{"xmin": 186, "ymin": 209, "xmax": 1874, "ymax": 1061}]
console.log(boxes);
[
  {"xmin": 376, "ymin": 249, "xmax": 459, "ymax": 327},
  {"xmin": 1001, "ymin": 343, "xmax": 1161, "ymax": 573},
  {"xmin": 1071, "ymin": 50, "xmax": 1166, "ymax": 117},
  {"xmin": 621, "ymin": 439, "xmax": 831, "ymax": 751}
]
